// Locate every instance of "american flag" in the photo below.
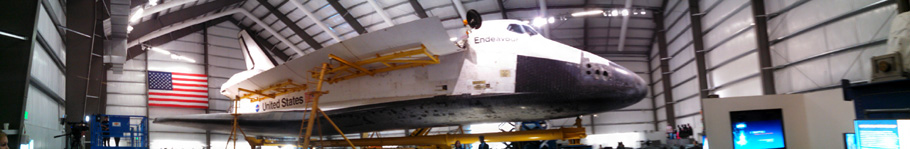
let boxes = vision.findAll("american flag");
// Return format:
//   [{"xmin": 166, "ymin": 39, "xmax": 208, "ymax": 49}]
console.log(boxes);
[{"xmin": 148, "ymin": 71, "xmax": 209, "ymax": 109}]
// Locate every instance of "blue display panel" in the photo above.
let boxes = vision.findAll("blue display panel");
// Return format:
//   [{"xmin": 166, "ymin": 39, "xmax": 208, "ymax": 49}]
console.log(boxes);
[
  {"xmin": 845, "ymin": 133, "xmax": 856, "ymax": 149},
  {"xmin": 732, "ymin": 120, "xmax": 786, "ymax": 149},
  {"xmin": 853, "ymin": 120, "xmax": 910, "ymax": 149},
  {"xmin": 730, "ymin": 109, "xmax": 786, "ymax": 149}
]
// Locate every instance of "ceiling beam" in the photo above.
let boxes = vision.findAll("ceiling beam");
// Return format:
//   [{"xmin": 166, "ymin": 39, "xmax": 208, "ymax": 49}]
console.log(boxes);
[
  {"xmin": 258, "ymin": 0, "xmax": 324, "ymax": 49},
  {"xmin": 409, "ymin": 0, "xmax": 429, "ymax": 18},
  {"xmin": 229, "ymin": 18, "xmax": 290, "ymax": 61},
  {"xmin": 497, "ymin": 0, "xmax": 508, "ymax": 19},
  {"xmin": 125, "ymin": 16, "xmax": 231, "ymax": 60},
  {"xmin": 506, "ymin": 4, "xmax": 661, "ymax": 12},
  {"xmin": 128, "ymin": 0, "xmax": 243, "ymax": 41},
  {"xmin": 328, "ymin": 0, "xmax": 368, "ymax": 34}
]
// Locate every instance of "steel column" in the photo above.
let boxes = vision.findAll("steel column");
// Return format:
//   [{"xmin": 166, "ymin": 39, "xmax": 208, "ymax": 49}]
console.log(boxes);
[
  {"xmin": 749, "ymin": 0, "xmax": 777, "ymax": 95},
  {"xmin": 653, "ymin": 4, "xmax": 677, "ymax": 128},
  {"xmin": 409, "ymin": 0, "xmax": 429, "ymax": 18},
  {"xmin": 687, "ymin": 0, "xmax": 710, "ymax": 98},
  {"xmin": 328, "ymin": 0, "xmax": 368, "ymax": 34},
  {"xmin": 898, "ymin": 0, "xmax": 910, "ymax": 12}
]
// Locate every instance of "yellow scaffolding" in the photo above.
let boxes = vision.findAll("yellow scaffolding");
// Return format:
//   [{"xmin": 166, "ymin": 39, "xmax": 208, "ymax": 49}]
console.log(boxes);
[{"xmin": 229, "ymin": 44, "xmax": 442, "ymax": 149}]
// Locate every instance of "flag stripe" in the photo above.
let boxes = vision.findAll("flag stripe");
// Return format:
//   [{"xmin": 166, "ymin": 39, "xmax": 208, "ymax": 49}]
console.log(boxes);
[
  {"xmin": 149, "ymin": 92, "xmax": 208, "ymax": 98},
  {"xmin": 172, "ymin": 77, "xmax": 207, "ymax": 82},
  {"xmin": 149, "ymin": 98, "xmax": 209, "ymax": 103},
  {"xmin": 149, "ymin": 103, "xmax": 208, "ymax": 109},
  {"xmin": 171, "ymin": 72, "xmax": 207, "ymax": 77},
  {"xmin": 149, "ymin": 71, "xmax": 209, "ymax": 109},
  {"xmin": 172, "ymin": 88, "xmax": 208, "ymax": 93},
  {"xmin": 173, "ymin": 83, "xmax": 207, "ymax": 87}
]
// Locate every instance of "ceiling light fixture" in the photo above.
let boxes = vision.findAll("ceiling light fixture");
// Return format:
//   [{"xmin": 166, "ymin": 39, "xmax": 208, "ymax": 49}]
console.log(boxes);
[
  {"xmin": 571, "ymin": 10, "xmax": 604, "ymax": 17},
  {"xmin": 532, "ymin": 17, "xmax": 547, "ymax": 27},
  {"xmin": 127, "ymin": 26, "xmax": 134, "ymax": 33},
  {"xmin": 130, "ymin": 8, "xmax": 145, "ymax": 23},
  {"xmin": 149, "ymin": 47, "xmax": 170, "ymax": 55}
]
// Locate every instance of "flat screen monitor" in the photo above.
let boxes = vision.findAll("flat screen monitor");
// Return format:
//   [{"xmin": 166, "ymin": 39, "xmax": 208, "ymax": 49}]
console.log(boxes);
[
  {"xmin": 845, "ymin": 133, "xmax": 856, "ymax": 149},
  {"xmin": 730, "ymin": 109, "xmax": 786, "ymax": 149},
  {"xmin": 853, "ymin": 119, "xmax": 910, "ymax": 148}
]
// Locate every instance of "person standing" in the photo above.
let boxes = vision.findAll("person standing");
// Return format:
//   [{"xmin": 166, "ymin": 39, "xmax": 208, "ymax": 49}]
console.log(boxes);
[
  {"xmin": 1, "ymin": 131, "xmax": 9, "ymax": 149},
  {"xmin": 478, "ymin": 136, "xmax": 490, "ymax": 149}
]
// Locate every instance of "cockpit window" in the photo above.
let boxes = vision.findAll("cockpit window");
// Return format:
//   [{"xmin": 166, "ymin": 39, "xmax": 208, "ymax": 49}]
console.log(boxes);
[
  {"xmin": 507, "ymin": 24, "xmax": 524, "ymax": 34},
  {"xmin": 522, "ymin": 25, "xmax": 539, "ymax": 35}
]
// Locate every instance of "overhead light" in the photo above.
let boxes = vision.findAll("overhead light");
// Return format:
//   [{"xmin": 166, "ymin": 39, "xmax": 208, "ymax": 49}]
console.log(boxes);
[
  {"xmin": 610, "ymin": 10, "xmax": 619, "ymax": 16},
  {"xmin": 621, "ymin": 9, "xmax": 629, "ymax": 16},
  {"xmin": 149, "ymin": 47, "xmax": 171, "ymax": 55},
  {"xmin": 547, "ymin": 17, "xmax": 555, "ymax": 23},
  {"xmin": 641, "ymin": 10, "xmax": 647, "ymax": 15},
  {"xmin": 449, "ymin": 37, "xmax": 457, "ymax": 41},
  {"xmin": 85, "ymin": 116, "xmax": 90, "ymax": 122},
  {"xmin": 130, "ymin": 8, "xmax": 144, "ymax": 23},
  {"xmin": 571, "ymin": 10, "xmax": 604, "ymax": 17},
  {"xmin": 532, "ymin": 17, "xmax": 547, "ymax": 27},
  {"xmin": 127, "ymin": 26, "xmax": 134, "ymax": 33},
  {"xmin": 148, "ymin": 0, "xmax": 159, "ymax": 6}
]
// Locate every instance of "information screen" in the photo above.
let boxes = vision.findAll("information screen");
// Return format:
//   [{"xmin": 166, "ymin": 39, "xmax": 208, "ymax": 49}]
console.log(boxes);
[
  {"xmin": 854, "ymin": 120, "xmax": 910, "ymax": 149},
  {"xmin": 730, "ymin": 109, "xmax": 786, "ymax": 149},
  {"xmin": 845, "ymin": 133, "xmax": 856, "ymax": 149}
]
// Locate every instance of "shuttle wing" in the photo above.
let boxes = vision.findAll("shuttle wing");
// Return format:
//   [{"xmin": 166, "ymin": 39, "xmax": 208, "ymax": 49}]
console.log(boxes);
[{"xmin": 221, "ymin": 17, "xmax": 460, "ymax": 98}]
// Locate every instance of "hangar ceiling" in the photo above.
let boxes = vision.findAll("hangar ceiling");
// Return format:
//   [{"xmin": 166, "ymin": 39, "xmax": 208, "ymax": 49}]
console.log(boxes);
[{"xmin": 127, "ymin": 0, "xmax": 664, "ymax": 61}]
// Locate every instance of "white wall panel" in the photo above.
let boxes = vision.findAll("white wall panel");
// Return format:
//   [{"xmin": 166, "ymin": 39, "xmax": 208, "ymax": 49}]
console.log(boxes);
[
  {"xmin": 703, "ymin": 0, "xmax": 748, "ymax": 27},
  {"xmin": 591, "ymin": 124, "xmax": 654, "ymax": 134},
  {"xmin": 149, "ymin": 107, "xmax": 206, "ymax": 132},
  {"xmin": 38, "ymin": 5, "xmax": 66, "ymax": 60},
  {"xmin": 623, "ymin": 97, "xmax": 653, "ymax": 110},
  {"xmin": 703, "ymin": 10, "xmax": 753, "ymax": 48},
  {"xmin": 207, "ymin": 46, "xmax": 243, "ymax": 61},
  {"xmin": 122, "ymin": 58, "xmax": 147, "ymax": 70},
  {"xmin": 710, "ymin": 53, "xmax": 759, "ymax": 86},
  {"xmin": 31, "ymin": 43, "xmax": 66, "ymax": 96},
  {"xmin": 209, "ymin": 35, "xmax": 241, "ymax": 48},
  {"xmin": 148, "ymin": 51, "xmax": 204, "ymax": 63},
  {"xmin": 594, "ymin": 111, "xmax": 654, "ymax": 124},
  {"xmin": 670, "ymin": 63, "xmax": 696, "ymax": 85},
  {"xmin": 208, "ymin": 26, "xmax": 241, "ymax": 38},
  {"xmin": 674, "ymin": 98, "xmax": 701, "ymax": 117},
  {"xmin": 158, "ymin": 40, "xmax": 204, "ymax": 53},
  {"xmin": 856, "ymin": 6, "xmax": 895, "ymax": 41},
  {"xmin": 655, "ymin": 94, "xmax": 665, "ymax": 108},
  {"xmin": 24, "ymin": 86, "xmax": 66, "ymax": 149},
  {"xmin": 107, "ymin": 70, "xmax": 146, "ymax": 82},
  {"xmin": 106, "ymin": 106, "xmax": 147, "ymax": 116},
  {"xmin": 672, "ymin": 80, "xmax": 698, "ymax": 101},
  {"xmin": 670, "ymin": 47, "xmax": 694, "ymax": 70},
  {"xmin": 107, "ymin": 94, "xmax": 147, "ymax": 106},
  {"xmin": 209, "ymin": 66, "xmax": 244, "ymax": 78},
  {"xmin": 656, "ymin": 108, "xmax": 667, "ymax": 121},
  {"xmin": 714, "ymin": 76, "xmax": 761, "ymax": 97},
  {"xmin": 148, "ymin": 61, "xmax": 205, "ymax": 74},
  {"xmin": 209, "ymin": 89, "xmax": 229, "ymax": 99},
  {"xmin": 106, "ymin": 82, "xmax": 146, "ymax": 94},
  {"xmin": 150, "ymin": 132, "xmax": 207, "ymax": 149},
  {"xmin": 667, "ymin": 31, "xmax": 692, "ymax": 55},
  {"xmin": 706, "ymin": 32, "xmax": 756, "ymax": 67},
  {"xmin": 209, "ymin": 56, "xmax": 247, "ymax": 69}
]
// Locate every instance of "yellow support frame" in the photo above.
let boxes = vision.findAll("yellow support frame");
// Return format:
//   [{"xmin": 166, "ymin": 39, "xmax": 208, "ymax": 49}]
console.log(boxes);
[
  {"xmin": 317, "ymin": 44, "xmax": 440, "ymax": 83},
  {"xmin": 229, "ymin": 44, "xmax": 445, "ymax": 149},
  {"xmin": 257, "ymin": 127, "xmax": 587, "ymax": 147}
]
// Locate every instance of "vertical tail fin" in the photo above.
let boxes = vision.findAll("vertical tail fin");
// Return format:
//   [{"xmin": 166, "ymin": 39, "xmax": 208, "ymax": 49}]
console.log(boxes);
[{"xmin": 238, "ymin": 30, "xmax": 276, "ymax": 70}]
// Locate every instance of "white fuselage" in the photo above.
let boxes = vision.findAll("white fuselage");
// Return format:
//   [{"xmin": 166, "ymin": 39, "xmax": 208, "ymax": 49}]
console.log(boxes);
[{"xmin": 221, "ymin": 20, "xmax": 625, "ymax": 112}]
